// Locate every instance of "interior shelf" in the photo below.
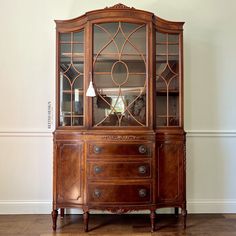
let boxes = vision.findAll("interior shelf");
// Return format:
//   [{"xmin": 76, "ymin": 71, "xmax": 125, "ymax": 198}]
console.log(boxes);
[
  {"xmin": 94, "ymin": 72, "xmax": 146, "ymax": 75},
  {"xmin": 61, "ymin": 114, "xmax": 84, "ymax": 117},
  {"xmin": 62, "ymin": 90, "xmax": 84, "ymax": 94},
  {"xmin": 93, "ymin": 53, "xmax": 146, "ymax": 61},
  {"xmin": 156, "ymin": 53, "xmax": 179, "ymax": 56},
  {"xmin": 156, "ymin": 60, "xmax": 179, "ymax": 63},
  {"xmin": 156, "ymin": 42, "xmax": 179, "ymax": 45},
  {"xmin": 157, "ymin": 115, "xmax": 178, "ymax": 118},
  {"xmin": 60, "ymin": 41, "xmax": 84, "ymax": 44},
  {"xmin": 61, "ymin": 52, "xmax": 84, "ymax": 57},
  {"xmin": 97, "ymin": 86, "xmax": 146, "ymax": 95},
  {"xmin": 156, "ymin": 89, "xmax": 179, "ymax": 95}
]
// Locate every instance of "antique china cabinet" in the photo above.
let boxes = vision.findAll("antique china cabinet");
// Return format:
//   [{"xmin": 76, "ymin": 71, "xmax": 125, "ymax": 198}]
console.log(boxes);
[{"xmin": 52, "ymin": 3, "xmax": 186, "ymax": 232}]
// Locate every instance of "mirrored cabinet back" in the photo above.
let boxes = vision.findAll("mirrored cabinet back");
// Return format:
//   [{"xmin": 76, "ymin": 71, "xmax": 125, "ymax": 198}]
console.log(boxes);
[{"xmin": 52, "ymin": 3, "xmax": 186, "ymax": 232}]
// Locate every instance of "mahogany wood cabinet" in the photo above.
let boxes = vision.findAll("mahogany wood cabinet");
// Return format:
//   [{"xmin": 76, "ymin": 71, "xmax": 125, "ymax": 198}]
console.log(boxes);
[{"xmin": 52, "ymin": 3, "xmax": 186, "ymax": 232}]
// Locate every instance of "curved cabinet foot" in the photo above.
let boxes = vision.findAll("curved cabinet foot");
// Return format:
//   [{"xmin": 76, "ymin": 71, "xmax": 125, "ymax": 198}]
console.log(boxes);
[
  {"xmin": 51, "ymin": 209, "xmax": 58, "ymax": 231},
  {"xmin": 150, "ymin": 210, "xmax": 156, "ymax": 232},
  {"xmin": 83, "ymin": 210, "xmax": 89, "ymax": 232},
  {"xmin": 181, "ymin": 208, "xmax": 187, "ymax": 229},
  {"xmin": 174, "ymin": 207, "xmax": 179, "ymax": 217},
  {"xmin": 60, "ymin": 208, "xmax": 65, "ymax": 218}
]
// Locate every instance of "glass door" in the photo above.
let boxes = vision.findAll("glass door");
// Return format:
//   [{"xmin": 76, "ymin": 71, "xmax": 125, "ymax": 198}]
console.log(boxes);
[
  {"xmin": 92, "ymin": 22, "xmax": 147, "ymax": 127},
  {"xmin": 59, "ymin": 30, "xmax": 84, "ymax": 126},
  {"xmin": 156, "ymin": 31, "xmax": 180, "ymax": 127}
]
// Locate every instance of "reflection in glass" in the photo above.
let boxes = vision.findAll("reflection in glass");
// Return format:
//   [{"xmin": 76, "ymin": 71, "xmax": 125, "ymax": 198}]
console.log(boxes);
[{"xmin": 92, "ymin": 22, "xmax": 147, "ymax": 127}]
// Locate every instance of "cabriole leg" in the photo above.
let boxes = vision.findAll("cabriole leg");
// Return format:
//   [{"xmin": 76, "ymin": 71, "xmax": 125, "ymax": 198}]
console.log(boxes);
[
  {"xmin": 175, "ymin": 207, "xmax": 179, "ymax": 217},
  {"xmin": 60, "ymin": 208, "xmax": 65, "ymax": 218},
  {"xmin": 51, "ymin": 209, "xmax": 58, "ymax": 231},
  {"xmin": 150, "ymin": 210, "xmax": 156, "ymax": 232},
  {"xmin": 181, "ymin": 207, "xmax": 187, "ymax": 229},
  {"xmin": 83, "ymin": 210, "xmax": 89, "ymax": 232}
]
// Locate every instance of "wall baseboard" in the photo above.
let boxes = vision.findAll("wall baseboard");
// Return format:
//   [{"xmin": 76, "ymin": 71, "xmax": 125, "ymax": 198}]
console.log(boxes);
[
  {"xmin": 0, "ymin": 201, "xmax": 52, "ymax": 214},
  {"xmin": 1, "ymin": 200, "xmax": 236, "ymax": 214},
  {"xmin": 187, "ymin": 199, "xmax": 236, "ymax": 213},
  {"xmin": 186, "ymin": 130, "xmax": 236, "ymax": 137}
]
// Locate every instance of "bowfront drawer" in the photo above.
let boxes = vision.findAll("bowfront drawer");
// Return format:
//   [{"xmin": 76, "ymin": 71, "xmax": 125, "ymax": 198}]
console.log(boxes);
[
  {"xmin": 87, "ymin": 161, "xmax": 151, "ymax": 179},
  {"xmin": 88, "ymin": 183, "xmax": 151, "ymax": 204},
  {"xmin": 88, "ymin": 143, "xmax": 152, "ymax": 157}
]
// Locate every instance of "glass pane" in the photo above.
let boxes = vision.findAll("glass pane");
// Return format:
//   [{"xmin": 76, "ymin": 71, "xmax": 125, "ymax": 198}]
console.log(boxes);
[
  {"xmin": 93, "ymin": 22, "xmax": 147, "ymax": 127},
  {"xmin": 156, "ymin": 95, "xmax": 167, "ymax": 126},
  {"xmin": 168, "ymin": 34, "xmax": 179, "ymax": 43},
  {"xmin": 59, "ymin": 30, "xmax": 84, "ymax": 126},
  {"xmin": 72, "ymin": 44, "xmax": 84, "ymax": 54},
  {"xmin": 60, "ymin": 33, "xmax": 71, "ymax": 42},
  {"xmin": 73, "ymin": 32, "xmax": 84, "ymax": 42},
  {"xmin": 169, "ymin": 44, "xmax": 179, "ymax": 54},
  {"xmin": 72, "ymin": 82, "xmax": 84, "ymax": 115},
  {"xmin": 156, "ymin": 32, "xmax": 180, "ymax": 127},
  {"xmin": 169, "ymin": 95, "xmax": 179, "ymax": 126}
]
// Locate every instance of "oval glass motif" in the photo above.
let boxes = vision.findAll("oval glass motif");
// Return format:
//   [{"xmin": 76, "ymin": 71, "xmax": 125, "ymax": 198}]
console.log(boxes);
[{"xmin": 111, "ymin": 61, "xmax": 129, "ymax": 86}]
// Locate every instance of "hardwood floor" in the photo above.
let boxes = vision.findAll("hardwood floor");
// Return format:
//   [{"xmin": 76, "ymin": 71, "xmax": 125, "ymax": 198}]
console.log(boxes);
[{"xmin": 0, "ymin": 214, "xmax": 236, "ymax": 236}]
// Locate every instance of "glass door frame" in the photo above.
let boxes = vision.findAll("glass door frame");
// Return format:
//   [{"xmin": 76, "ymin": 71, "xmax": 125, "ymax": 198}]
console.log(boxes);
[
  {"xmin": 88, "ymin": 18, "xmax": 154, "ymax": 130},
  {"xmin": 154, "ymin": 27, "xmax": 184, "ymax": 129}
]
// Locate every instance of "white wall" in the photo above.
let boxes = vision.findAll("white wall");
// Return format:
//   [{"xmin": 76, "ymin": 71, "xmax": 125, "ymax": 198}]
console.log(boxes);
[{"xmin": 0, "ymin": 0, "xmax": 236, "ymax": 214}]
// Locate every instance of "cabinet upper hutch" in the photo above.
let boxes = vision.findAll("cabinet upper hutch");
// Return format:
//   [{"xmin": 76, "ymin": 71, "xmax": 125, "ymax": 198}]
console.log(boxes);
[{"xmin": 52, "ymin": 3, "xmax": 186, "ymax": 232}]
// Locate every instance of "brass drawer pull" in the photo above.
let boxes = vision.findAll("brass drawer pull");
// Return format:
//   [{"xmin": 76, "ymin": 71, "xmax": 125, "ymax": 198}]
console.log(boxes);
[
  {"xmin": 138, "ymin": 165, "xmax": 147, "ymax": 174},
  {"xmin": 139, "ymin": 145, "xmax": 147, "ymax": 154},
  {"xmin": 93, "ymin": 189, "xmax": 101, "ymax": 198},
  {"xmin": 138, "ymin": 188, "xmax": 147, "ymax": 198},
  {"xmin": 93, "ymin": 145, "xmax": 101, "ymax": 154},
  {"xmin": 94, "ymin": 166, "xmax": 102, "ymax": 174}
]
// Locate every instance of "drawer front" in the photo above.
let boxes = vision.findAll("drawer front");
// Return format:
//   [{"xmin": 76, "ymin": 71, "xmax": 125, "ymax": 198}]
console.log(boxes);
[
  {"xmin": 88, "ymin": 161, "xmax": 151, "ymax": 179},
  {"xmin": 88, "ymin": 143, "xmax": 152, "ymax": 157},
  {"xmin": 88, "ymin": 183, "xmax": 151, "ymax": 204}
]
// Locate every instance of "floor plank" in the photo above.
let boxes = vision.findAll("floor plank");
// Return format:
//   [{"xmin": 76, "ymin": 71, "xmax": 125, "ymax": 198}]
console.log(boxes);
[{"xmin": 0, "ymin": 214, "xmax": 236, "ymax": 236}]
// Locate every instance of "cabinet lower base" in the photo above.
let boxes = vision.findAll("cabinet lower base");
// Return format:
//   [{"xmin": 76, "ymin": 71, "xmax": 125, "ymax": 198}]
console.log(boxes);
[{"xmin": 51, "ymin": 206, "xmax": 187, "ymax": 232}]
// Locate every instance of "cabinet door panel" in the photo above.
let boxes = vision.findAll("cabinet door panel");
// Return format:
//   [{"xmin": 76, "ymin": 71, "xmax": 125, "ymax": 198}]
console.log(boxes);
[
  {"xmin": 157, "ymin": 141, "xmax": 184, "ymax": 203},
  {"xmin": 56, "ymin": 143, "xmax": 83, "ymax": 204},
  {"xmin": 155, "ymin": 31, "xmax": 181, "ymax": 127},
  {"xmin": 59, "ymin": 30, "xmax": 85, "ymax": 127},
  {"xmin": 92, "ymin": 22, "xmax": 147, "ymax": 127}
]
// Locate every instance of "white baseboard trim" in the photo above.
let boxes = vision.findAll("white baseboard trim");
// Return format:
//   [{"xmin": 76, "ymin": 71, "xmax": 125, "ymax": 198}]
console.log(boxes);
[
  {"xmin": 1, "ymin": 200, "xmax": 236, "ymax": 214},
  {"xmin": 186, "ymin": 130, "xmax": 236, "ymax": 137},
  {"xmin": 187, "ymin": 199, "xmax": 236, "ymax": 213},
  {"xmin": 0, "ymin": 201, "xmax": 52, "ymax": 214}
]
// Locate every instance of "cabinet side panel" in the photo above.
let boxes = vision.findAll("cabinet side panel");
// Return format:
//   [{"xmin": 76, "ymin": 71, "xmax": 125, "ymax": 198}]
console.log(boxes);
[
  {"xmin": 157, "ymin": 141, "xmax": 183, "ymax": 203},
  {"xmin": 56, "ymin": 142, "xmax": 83, "ymax": 205}
]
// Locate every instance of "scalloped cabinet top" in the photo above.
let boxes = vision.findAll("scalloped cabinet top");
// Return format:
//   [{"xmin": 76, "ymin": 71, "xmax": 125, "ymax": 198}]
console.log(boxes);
[{"xmin": 55, "ymin": 3, "xmax": 184, "ymax": 32}]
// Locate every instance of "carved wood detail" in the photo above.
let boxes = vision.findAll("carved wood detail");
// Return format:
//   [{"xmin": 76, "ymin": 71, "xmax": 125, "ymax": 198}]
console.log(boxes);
[
  {"xmin": 88, "ymin": 206, "xmax": 152, "ymax": 214},
  {"xmin": 105, "ymin": 3, "xmax": 134, "ymax": 9},
  {"xmin": 100, "ymin": 135, "xmax": 146, "ymax": 141}
]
